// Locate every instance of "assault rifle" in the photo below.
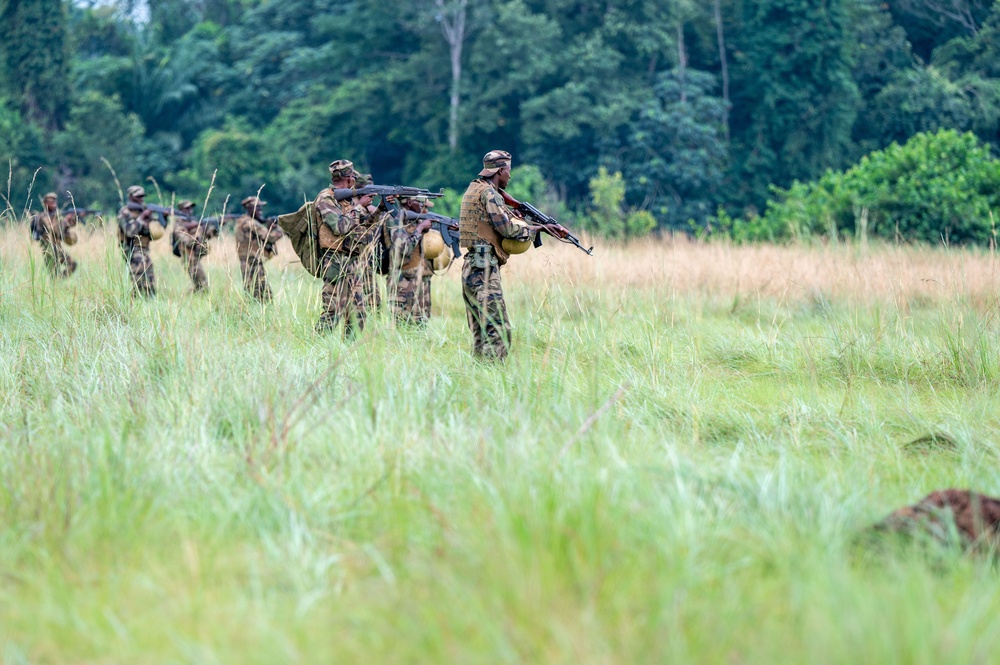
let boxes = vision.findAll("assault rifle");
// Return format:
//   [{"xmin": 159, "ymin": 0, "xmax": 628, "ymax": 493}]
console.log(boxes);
[
  {"xmin": 401, "ymin": 209, "xmax": 461, "ymax": 257},
  {"xmin": 60, "ymin": 207, "xmax": 105, "ymax": 223},
  {"xmin": 333, "ymin": 185, "xmax": 444, "ymax": 203},
  {"xmin": 126, "ymin": 201, "xmax": 188, "ymax": 225},
  {"xmin": 178, "ymin": 213, "xmax": 241, "ymax": 232},
  {"xmin": 499, "ymin": 191, "xmax": 594, "ymax": 256}
]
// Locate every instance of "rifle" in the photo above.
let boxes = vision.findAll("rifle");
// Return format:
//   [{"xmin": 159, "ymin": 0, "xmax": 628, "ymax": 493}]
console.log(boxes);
[
  {"xmin": 498, "ymin": 191, "xmax": 594, "ymax": 256},
  {"xmin": 401, "ymin": 209, "xmax": 462, "ymax": 258},
  {"xmin": 333, "ymin": 185, "xmax": 445, "ymax": 203},
  {"xmin": 126, "ymin": 201, "xmax": 189, "ymax": 225},
  {"xmin": 179, "ymin": 213, "xmax": 241, "ymax": 232},
  {"xmin": 60, "ymin": 207, "xmax": 105, "ymax": 224}
]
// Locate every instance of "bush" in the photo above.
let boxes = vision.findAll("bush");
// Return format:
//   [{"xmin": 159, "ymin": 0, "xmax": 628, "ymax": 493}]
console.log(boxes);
[{"xmin": 760, "ymin": 130, "xmax": 1000, "ymax": 245}]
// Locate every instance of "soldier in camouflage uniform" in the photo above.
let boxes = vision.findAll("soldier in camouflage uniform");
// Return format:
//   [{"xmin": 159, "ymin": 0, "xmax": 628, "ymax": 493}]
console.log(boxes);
[
  {"xmin": 117, "ymin": 185, "xmax": 162, "ymax": 296},
  {"xmin": 313, "ymin": 159, "xmax": 386, "ymax": 335},
  {"xmin": 30, "ymin": 192, "xmax": 78, "ymax": 278},
  {"xmin": 459, "ymin": 150, "xmax": 565, "ymax": 361},
  {"xmin": 388, "ymin": 196, "xmax": 435, "ymax": 325},
  {"xmin": 235, "ymin": 196, "xmax": 284, "ymax": 302},
  {"xmin": 170, "ymin": 199, "xmax": 217, "ymax": 292}
]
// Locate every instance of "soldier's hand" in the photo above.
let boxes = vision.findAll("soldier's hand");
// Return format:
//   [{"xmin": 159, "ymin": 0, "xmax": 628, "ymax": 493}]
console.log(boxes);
[
  {"xmin": 542, "ymin": 223, "xmax": 569, "ymax": 239},
  {"xmin": 140, "ymin": 209, "xmax": 153, "ymax": 220},
  {"xmin": 414, "ymin": 220, "xmax": 433, "ymax": 235}
]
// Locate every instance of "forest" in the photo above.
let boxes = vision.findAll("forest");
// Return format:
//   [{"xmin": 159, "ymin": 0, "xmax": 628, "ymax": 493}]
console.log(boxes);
[{"xmin": 1, "ymin": 0, "xmax": 999, "ymax": 238}]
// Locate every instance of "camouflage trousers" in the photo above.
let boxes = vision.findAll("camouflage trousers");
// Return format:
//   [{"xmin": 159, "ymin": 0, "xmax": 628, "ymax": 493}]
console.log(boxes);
[
  {"xmin": 240, "ymin": 255, "xmax": 272, "ymax": 302},
  {"xmin": 122, "ymin": 244, "xmax": 155, "ymax": 296},
  {"xmin": 390, "ymin": 266, "xmax": 432, "ymax": 325},
  {"xmin": 462, "ymin": 256, "xmax": 510, "ymax": 361},
  {"xmin": 180, "ymin": 246, "xmax": 208, "ymax": 292},
  {"xmin": 40, "ymin": 241, "xmax": 77, "ymax": 278},
  {"xmin": 318, "ymin": 253, "xmax": 381, "ymax": 336}
]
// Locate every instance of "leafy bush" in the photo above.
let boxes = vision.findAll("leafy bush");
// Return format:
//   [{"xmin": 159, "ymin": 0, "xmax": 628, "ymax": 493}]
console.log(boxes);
[
  {"xmin": 759, "ymin": 130, "xmax": 1000, "ymax": 245},
  {"xmin": 585, "ymin": 167, "xmax": 654, "ymax": 238}
]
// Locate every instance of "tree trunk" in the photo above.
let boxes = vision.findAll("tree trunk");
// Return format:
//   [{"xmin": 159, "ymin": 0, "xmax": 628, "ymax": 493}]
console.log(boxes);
[
  {"xmin": 676, "ymin": 22, "xmax": 687, "ymax": 104},
  {"xmin": 435, "ymin": 0, "xmax": 468, "ymax": 154},
  {"xmin": 713, "ymin": 0, "xmax": 730, "ymax": 141}
]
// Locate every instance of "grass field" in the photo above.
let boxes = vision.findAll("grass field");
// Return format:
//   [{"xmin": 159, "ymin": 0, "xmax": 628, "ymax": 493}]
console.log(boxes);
[{"xmin": 3, "ymin": 219, "xmax": 1000, "ymax": 663}]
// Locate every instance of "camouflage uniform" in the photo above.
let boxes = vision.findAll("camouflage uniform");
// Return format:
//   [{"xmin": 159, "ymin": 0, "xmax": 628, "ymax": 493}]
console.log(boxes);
[
  {"xmin": 459, "ymin": 151, "xmax": 533, "ymax": 361},
  {"xmin": 170, "ymin": 201, "xmax": 217, "ymax": 292},
  {"xmin": 314, "ymin": 159, "xmax": 384, "ymax": 335},
  {"xmin": 235, "ymin": 197, "xmax": 284, "ymax": 302},
  {"xmin": 387, "ymin": 222, "xmax": 431, "ymax": 325},
  {"xmin": 30, "ymin": 195, "xmax": 78, "ymax": 278},
  {"xmin": 117, "ymin": 186, "xmax": 160, "ymax": 296}
]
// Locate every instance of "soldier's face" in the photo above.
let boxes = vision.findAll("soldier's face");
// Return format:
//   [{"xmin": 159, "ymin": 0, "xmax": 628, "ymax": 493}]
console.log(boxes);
[
  {"xmin": 45, "ymin": 199, "xmax": 57, "ymax": 211},
  {"xmin": 497, "ymin": 166, "xmax": 511, "ymax": 189},
  {"xmin": 132, "ymin": 195, "xmax": 145, "ymax": 204}
]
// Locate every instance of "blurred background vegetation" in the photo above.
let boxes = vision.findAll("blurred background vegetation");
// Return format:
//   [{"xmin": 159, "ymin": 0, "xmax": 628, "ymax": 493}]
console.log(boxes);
[{"xmin": 1, "ymin": 0, "xmax": 999, "ymax": 242}]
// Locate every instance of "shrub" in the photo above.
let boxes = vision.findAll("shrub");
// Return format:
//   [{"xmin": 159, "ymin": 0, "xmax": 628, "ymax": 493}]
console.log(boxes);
[{"xmin": 760, "ymin": 130, "xmax": 1000, "ymax": 245}]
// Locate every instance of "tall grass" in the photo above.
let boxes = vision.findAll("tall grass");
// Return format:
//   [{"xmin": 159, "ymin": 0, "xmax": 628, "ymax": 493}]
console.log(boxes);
[{"xmin": 2, "ymin": 220, "xmax": 1000, "ymax": 663}]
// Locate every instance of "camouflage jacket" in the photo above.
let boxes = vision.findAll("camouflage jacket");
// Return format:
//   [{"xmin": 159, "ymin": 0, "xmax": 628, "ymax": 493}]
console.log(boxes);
[
  {"xmin": 459, "ymin": 178, "xmax": 532, "ymax": 265},
  {"xmin": 314, "ymin": 188, "xmax": 384, "ymax": 256},
  {"xmin": 117, "ymin": 205, "xmax": 152, "ymax": 250},
  {"xmin": 30, "ymin": 209, "xmax": 74, "ymax": 244},
  {"xmin": 387, "ymin": 221, "xmax": 425, "ymax": 273},
  {"xmin": 235, "ymin": 214, "xmax": 283, "ymax": 260}
]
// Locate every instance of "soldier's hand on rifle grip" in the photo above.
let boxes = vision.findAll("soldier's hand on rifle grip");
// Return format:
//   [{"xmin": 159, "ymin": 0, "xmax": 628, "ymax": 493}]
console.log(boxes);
[
  {"xmin": 414, "ymin": 219, "xmax": 433, "ymax": 235},
  {"xmin": 359, "ymin": 194, "xmax": 375, "ymax": 208}
]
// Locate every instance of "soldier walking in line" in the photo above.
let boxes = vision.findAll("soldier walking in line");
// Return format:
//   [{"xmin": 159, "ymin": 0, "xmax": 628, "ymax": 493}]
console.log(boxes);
[
  {"xmin": 313, "ymin": 160, "xmax": 386, "ymax": 335},
  {"xmin": 388, "ymin": 195, "xmax": 435, "ymax": 325},
  {"xmin": 458, "ymin": 150, "xmax": 566, "ymax": 361},
  {"xmin": 170, "ymin": 199, "xmax": 217, "ymax": 293},
  {"xmin": 30, "ymin": 192, "xmax": 79, "ymax": 278},
  {"xmin": 117, "ymin": 185, "xmax": 165, "ymax": 297},
  {"xmin": 235, "ymin": 196, "xmax": 283, "ymax": 302}
]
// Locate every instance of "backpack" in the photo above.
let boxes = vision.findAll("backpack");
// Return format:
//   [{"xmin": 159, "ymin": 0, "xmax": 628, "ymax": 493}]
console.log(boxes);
[{"xmin": 277, "ymin": 201, "xmax": 322, "ymax": 278}]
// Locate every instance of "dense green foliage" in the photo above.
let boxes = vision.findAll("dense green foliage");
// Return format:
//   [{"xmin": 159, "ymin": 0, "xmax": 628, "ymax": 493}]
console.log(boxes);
[
  {"xmin": 758, "ymin": 130, "xmax": 1000, "ymax": 244},
  {"xmin": 1, "ymin": 0, "xmax": 999, "ymax": 232}
]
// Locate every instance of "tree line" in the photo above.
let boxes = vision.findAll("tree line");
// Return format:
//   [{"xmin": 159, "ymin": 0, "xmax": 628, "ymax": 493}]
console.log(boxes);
[{"xmin": 1, "ymin": 0, "xmax": 998, "ymax": 237}]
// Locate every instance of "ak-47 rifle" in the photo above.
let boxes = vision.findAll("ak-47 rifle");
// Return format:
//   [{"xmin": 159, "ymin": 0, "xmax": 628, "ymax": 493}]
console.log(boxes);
[
  {"xmin": 401, "ymin": 209, "xmax": 461, "ymax": 258},
  {"xmin": 60, "ymin": 207, "xmax": 105, "ymax": 224},
  {"xmin": 498, "ymin": 191, "xmax": 594, "ymax": 256},
  {"xmin": 332, "ymin": 185, "xmax": 445, "ymax": 203},
  {"xmin": 126, "ymin": 201, "xmax": 189, "ymax": 225},
  {"xmin": 178, "ymin": 213, "xmax": 242, "ymax": 232}
]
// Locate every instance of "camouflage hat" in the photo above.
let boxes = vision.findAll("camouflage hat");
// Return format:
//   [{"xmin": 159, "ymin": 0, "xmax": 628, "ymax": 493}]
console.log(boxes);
[
  {"xmin": 241, "ymin": 196, "xmax": 266, "ymax": 209},
  {"xmin": 127, "ymin": 185, "xmax": 146, "ymax": 198},
  {"xmin": 177, "ymin": 199, "xmax": 196, "ymax": 210},
  {"xmin": 479, "ymin": 150, "xmax": 512, "ymax": 177},
  {"xmin": 329, "ymin": 159, "xmax": 355, "ymax": 179},
  {"xmin": 354, "ymin": 172, "xmax": 373, "ymax": 188},
  {"xmin": 43, "ymin": 192, "xmax": 57, "ymax": 201}
]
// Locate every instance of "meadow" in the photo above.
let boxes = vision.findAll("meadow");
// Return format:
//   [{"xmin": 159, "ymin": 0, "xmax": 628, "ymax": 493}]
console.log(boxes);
[{"xmin": 3, "ymin": 219, "xmax": 1000, "ymax": 663}]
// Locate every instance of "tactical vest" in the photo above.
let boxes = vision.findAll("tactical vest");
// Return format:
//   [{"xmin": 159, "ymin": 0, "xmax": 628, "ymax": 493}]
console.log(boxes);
[
  {"xmin": 117, "ymin": 206, "xmax": 151, "ymax": 250},
  {"xmin": 315, "ymin": 191, "xmax": 381, "ymax": 257},
  {"xmin": 32, "ymin": 211, "xmax": 61, "ymax": 242},
  {"xmin": 459, "ymin": 179, "xmax": 510, "ymax": 265}
]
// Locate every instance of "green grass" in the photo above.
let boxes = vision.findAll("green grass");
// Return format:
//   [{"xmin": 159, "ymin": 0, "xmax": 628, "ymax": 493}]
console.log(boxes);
[{"xmin": 3, "ymin": 229, "xmax": 1000, "ymax": 663}]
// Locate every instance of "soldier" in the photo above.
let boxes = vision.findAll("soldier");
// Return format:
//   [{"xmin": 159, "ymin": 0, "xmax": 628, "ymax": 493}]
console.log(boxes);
[
  {"xmin": 458, "ymin": 150, "xmax": 566, "ymax": 361},
  {"xmin": 170, "ymin": 200, "xmax": 217, "ymax": 293},
  {"xmin": 117, "ymin": 185, "xmax": 164, "ymax": 296},
  {"xmin": 30, "ymin": 192, "xmax": 78, "ymax": 278},
  {"xmin": 388, "ymin": 196, "xmax": 435, "ymax": 325},
  {"xmin": 234, "ymin": 196, "xmax": 284, "ymax": 302},
  {"xmin": 313, "ymin": 159, "xmax": 385, "ymax": 335}
]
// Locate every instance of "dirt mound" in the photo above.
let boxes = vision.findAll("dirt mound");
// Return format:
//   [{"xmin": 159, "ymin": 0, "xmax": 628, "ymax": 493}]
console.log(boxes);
[{"xmin": 872, "ymin": 489, "xmax": 1000, "ymax": 549}]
